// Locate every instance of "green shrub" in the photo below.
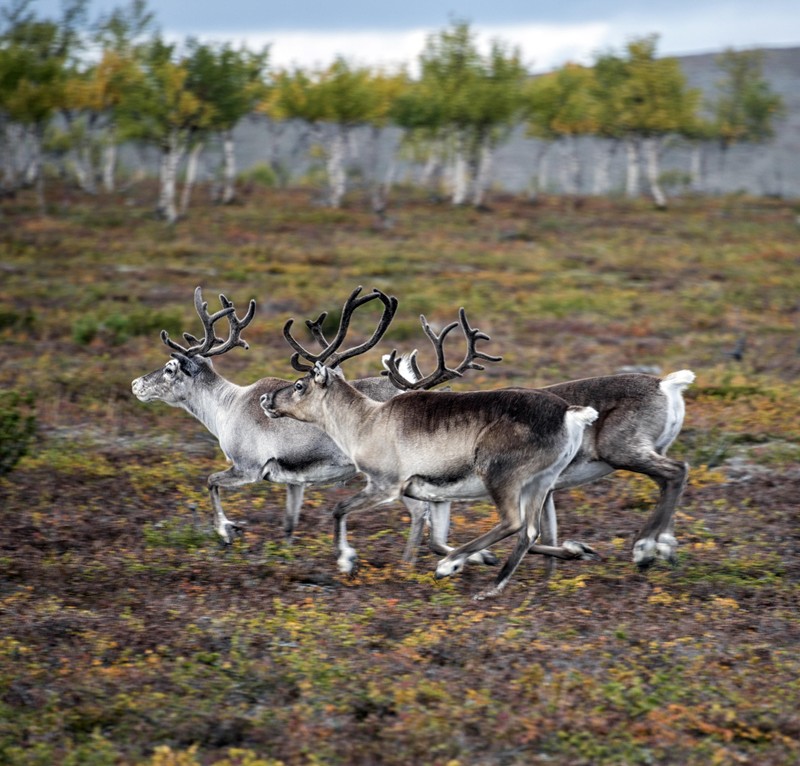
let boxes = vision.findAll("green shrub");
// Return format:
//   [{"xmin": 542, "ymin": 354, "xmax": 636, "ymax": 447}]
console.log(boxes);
[
  {"xmin": 0, "ymin": 390, "xmax": 36, "ymax": 478},
  {"xmin": 240, "ymin": 163, "xmax": 278, "ymax": 188},
  {"xmin": 0, "ymin": 306, "xmax": 35, "ymax": 332}
]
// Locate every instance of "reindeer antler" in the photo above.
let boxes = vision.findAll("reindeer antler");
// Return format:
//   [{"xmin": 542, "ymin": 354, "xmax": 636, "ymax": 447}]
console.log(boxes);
[
  {"xmin": 283, "ymin": 286, "xmax": 398, "ymax": 372},
  {"xmin": 382, "ymin": 308, "xmax": 502, "ymax": 390},
  {"xmin": 161, "ymin": 286, "xmax": 256, "ymax": 358}
]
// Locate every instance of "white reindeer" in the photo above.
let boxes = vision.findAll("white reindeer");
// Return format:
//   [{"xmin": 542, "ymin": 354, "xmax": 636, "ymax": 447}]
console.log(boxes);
[{"xmin": 130, "ymin": 285, "xmax": 437, "ymax": 555}]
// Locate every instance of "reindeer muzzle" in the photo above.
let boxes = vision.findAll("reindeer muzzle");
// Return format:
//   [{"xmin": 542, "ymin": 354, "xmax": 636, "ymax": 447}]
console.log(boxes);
[{"xmin": 260, "ymin": 392, "xmax": 281, "ymax": 419}]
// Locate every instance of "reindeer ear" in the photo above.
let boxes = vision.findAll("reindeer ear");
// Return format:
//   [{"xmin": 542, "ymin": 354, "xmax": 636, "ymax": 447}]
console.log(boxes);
[
  {"xmin": 172, "ymin": 353, "xmax": 202, "ymax": 376},
  {"xmin": 313, "ymin": 362, "xmax": 330, "ymax": 386}
]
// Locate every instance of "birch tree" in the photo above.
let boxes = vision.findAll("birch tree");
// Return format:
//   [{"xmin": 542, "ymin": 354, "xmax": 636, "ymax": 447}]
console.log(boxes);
[
  {"xmin": 59, "ymin": 44, "xmax": 145, "ymax": 194},
  {"xmin": 269, "ymin": 59, "xmax": 394, "ymax": 208},
  {"xmin": 355, "ymin": 68, "xmax": 408, "ymax": 218},
  {"xmin": 118, "ymin": 37, "xmax": 212, "ymax": 223},
  {"xmin": 600, "ymin": 36, "xmax": 701, "ymax": 208},
  {"xmin": 589, "ymin": 52, "xmax": 628, "ymax": 195},
  {"xmin": 0, "ymin": 0, "xmax": 81, "ymax": 209},
  {"xmin": 403, "ymin": 21, "xmax": 527, "ymax": 207},
  {"xmin": 90, "ymin": 0, "xmax": 156, "ymax": 192},
  {"xmin": 525, "ymin": 63, "xmax": 598, "ymax": 195},
  {"xmin": 707, "ymin": 48, "xmax": 785, "ymax": 191},
  {"xmin": 184, "ymin": 39, "xmax": 269, "ymax": 205}
]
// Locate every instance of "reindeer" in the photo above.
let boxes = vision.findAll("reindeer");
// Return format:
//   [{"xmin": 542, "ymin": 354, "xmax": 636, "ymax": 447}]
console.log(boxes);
[
  {"xmin": 261, "ymin": 289, "xmax": 600, "ymax": 600},
  {"xmin": 380, "ymin": 342, "xmax": 695, "ymax": 571},
  {"xmin": 130, "ymin": 285, "xmax": 440, "ymax": 555},
  {"xmin": 295, "ymin": 302, "xmax": 693, "ymax": 573}
]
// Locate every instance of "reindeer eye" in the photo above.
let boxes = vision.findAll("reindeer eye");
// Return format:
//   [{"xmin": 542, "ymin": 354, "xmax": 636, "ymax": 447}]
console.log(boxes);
[{"xmin": 294, "ymin": 381, "xmax": 305, "ymax": 392}]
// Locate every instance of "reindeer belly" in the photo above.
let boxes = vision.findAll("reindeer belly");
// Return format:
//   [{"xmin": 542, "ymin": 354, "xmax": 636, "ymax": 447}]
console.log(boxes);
[
  {"xmin": 403, "ymin": 472, "xmax": 489, "ymax": 502},
  {"xmin": 555, "ymin": 459, "xmax": 613, "ymax": 489}
]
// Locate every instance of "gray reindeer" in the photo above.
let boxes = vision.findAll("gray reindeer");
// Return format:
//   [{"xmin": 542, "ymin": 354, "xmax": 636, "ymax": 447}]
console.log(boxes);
[
  {"xmin": 131, "ymin": 286, "xmax": 433, "ymax": 554},
  {"xmin": 262, "ymin": 288, "xmax": 600, "ymax": 600}
]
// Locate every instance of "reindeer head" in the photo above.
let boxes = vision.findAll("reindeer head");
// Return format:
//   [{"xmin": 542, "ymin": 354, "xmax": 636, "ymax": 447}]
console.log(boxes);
[
  {"xmin": 260, "ymin": 286, "xmax": 397, "ymax": 422},
  {"xmin": 261, "ymin": 362, "xmax": 348, "ymax": 421},
  {"xmin": 131, "ymin": 287, "xmax": 255, "ymax": 408}
]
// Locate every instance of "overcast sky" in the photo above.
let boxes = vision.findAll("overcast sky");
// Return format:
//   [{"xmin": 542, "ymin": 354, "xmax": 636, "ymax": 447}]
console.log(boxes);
[{"xmin": 29, "ymin": 0, "xmax": 800, "ymax": 72}]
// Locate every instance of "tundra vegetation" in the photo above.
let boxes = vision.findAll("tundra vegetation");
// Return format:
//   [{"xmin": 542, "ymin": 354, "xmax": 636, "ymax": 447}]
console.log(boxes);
[{"xmin": 1, "ymin": 183, "xmax": 800, "ymax": 765}]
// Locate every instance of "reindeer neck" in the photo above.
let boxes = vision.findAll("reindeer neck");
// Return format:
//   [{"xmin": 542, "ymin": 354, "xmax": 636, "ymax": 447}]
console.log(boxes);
[
  {"xmin": 319, "ymin": 378, "xmax": 380, "ymax": 456},
  {"xmin": 183, "ymin": 371, "xmax": 242, "ymax": 438}
]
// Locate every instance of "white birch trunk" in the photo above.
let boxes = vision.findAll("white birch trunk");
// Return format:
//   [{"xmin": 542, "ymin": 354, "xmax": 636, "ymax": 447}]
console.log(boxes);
[
  {"xmin": 29, "ymin": 125, "xmax": 45, "ymax": 213},
  {"xmin": 592, "ymin": 141, "xmax": 614, "ymax": 196},
  {"xmin": 559, "ymin": 136, "xmax": 580, "ymax": 195},
  {"xmin": 220, "ymin": 130, "xmax": 236, "ymax": 204},
  {"xmin": 102, "ymin": 141, "xmax": 117, "ymax": 193},
  {"xmin": 451, "ymin": 132, "xmax": 469, "ymax": 206},
  {"xmin": 689, "ymin": 143, "xmax": 704, "ymax": 192},
  {"xmin": 158, "ymin": 130, "xmax": 184, "ymax": 224},
  {"xmin": 367, "ymin": 128, "xmax": 395, "ymax": 217},
  {"xmin": 643, "ymin": 136, "xmax": 667, "ymax": 209},
  {"xmin": 71, "ymin": 144, "xmax": 96, "ymax": 194},
  {"xmin": 625, "ymin": 137, "xmax": 641, "ymax": 198},
  {"xmin": 421, "ymin": 148, "xmax": 443, "ymax": 196},
  {"xmin": 24, "ymin": 125, "xmax": 40, "ymax": 188},
  {"xmin": 471, "ymin": 138, "xmax": 493, "ymax": 208},
  {"xmin": 538, "ymin": 147, "xmax": 551, "ymax": 196},
  {"xmin": 180, "ymin": 141, "xmax": 203, "ymax": 215},
  {"xmin": 327, "ymin": 127, "xmax": 347, "ymax": 208}
]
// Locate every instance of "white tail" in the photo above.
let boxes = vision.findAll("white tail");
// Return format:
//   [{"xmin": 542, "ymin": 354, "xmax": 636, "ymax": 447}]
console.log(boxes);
[
  {"xmin": 567, "ymin": 405, "xmax": 599, "ymax": 428},
  {"xmin": 660, "ymin": 369, "xmax": 696, "ymax": 393}
]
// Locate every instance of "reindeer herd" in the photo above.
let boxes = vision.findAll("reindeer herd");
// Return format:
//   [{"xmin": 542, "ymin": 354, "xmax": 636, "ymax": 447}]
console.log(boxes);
[{"xmin": 131, "ymin": 286, "xmax": 694, "ymax": 600}]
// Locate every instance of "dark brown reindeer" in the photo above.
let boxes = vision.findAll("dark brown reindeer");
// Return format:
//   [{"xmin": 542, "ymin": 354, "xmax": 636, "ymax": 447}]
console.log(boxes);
[
  {"xmin": 262, "ymin": 288, "xmax": 600, "ymax": 600},
  {"xmin": 131, "ymin": 285, "xmax": 439, "ymax": 554},
  {"xmin": 381, "ymin": 338, "xmax": 695, "ymax": 571}
]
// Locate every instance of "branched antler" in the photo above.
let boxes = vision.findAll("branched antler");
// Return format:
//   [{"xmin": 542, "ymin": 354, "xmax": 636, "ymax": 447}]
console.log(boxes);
[
  {"xmin": 161, "ymin": 286, "xmax": 256, "ymax": 358},
  {"xmin": 304, "ymin": 312, "xmax": 330, "ymax": 348},
  {"xmin": 383, "ymin": 308, "xmax": 502, "ymax": 390},
  {"xmin": 283, "ymin": 286, "xmax": 398, "ymax": 372}
]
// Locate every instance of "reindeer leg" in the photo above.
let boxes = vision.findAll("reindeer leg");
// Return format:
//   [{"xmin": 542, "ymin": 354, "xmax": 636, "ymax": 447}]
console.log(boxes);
[
  {"xmin": 435, "ymin": 478, "xmax": 525, "ymax": 583},
  {"xmin": 426, "ymin": 500, "xmax": 499, "ymax": 566},
  {"xmin": 332, "ymin": 483, "xmax": 398, "ymax": 575},
  {"xmin": 622, "ymin": 453, "xmax": 688, "ymax": 569},
  {"xmin": 472, "ymin": 475, "xmax": 553, "ymax": 600},
  {"xmin": 434, "ymin": 516, "xmax": 521, "ymax": 582},
  {"xmin": 528, "ymin": 541, "xmax": 601, "ymax": 560},
  {"xmin": 208, "ymin": 466, "xmax": 256, "ymax": 543},
  {"xmin": 284, "ymin": 483, "xmax": 304, "ymax": 542},
  {"xmin": 400, "ymin": 497, "xmax": 428, "ymax": 564},
  {"xmin": 526, "ymin": 491, "xmax": 600, "ymax": 571},
  {"xmin": 539, "ymin": 491, "xmax": 559, "ymax": 578}
]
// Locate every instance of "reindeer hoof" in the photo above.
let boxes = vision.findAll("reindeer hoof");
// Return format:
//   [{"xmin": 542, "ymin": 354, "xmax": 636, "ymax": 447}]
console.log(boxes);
[
  {"xmin": 633, "ymin": 534, "xmax": 677, "ymax": 570},
  {"xmin": 563, "ymin": 540, "xmax": 601, "ymax": 561},
  {"xmin": 480, "ymin": 550, "xmax": 500, "ymax": 566},
  {"xmin": 473, "ymin": 585, "xmax": 503, "ymax": 601},
  {"xmin": 466, "ymin": 549, "xmax": 499, "ymax": 566},
  {"xmin": 434, "ymin": 558, "xmax": 462, "ymax": 579},
  {"xmin": 337, "ymin": 549, "xmax": 358, "ymax": 576},
  {"xmin": 218, "ymin": 522, "xmax": 245, "ymax": 545}
]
